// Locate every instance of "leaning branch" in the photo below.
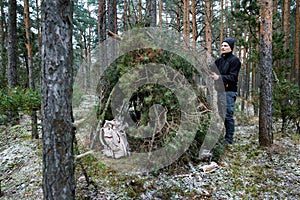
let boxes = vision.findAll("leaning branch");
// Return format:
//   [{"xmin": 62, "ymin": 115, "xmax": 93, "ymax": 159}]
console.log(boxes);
[
  {"xmin": 75, "ymin": 150, "xmax": 94, "ymax": 160},
  {"xmin": 107, "ymin": 30, "xmax": 123, "ymax": 41}
]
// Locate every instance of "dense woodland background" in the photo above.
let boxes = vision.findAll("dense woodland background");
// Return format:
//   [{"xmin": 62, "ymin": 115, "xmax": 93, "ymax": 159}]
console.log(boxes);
[
  {"xmin": 0, "ymin": 0, "xmax": 300, "ymax": 199},
  {"xmin": 0, "ymin": 0, "xmax": 299, "ymax": 130}
]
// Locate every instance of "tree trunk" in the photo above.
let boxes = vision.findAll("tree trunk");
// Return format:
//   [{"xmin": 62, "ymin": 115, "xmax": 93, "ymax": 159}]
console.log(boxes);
[
  {"xmin": 150, "ymin": 0, "xmax": 157, "ymax": 27},
  {"xmin": 36, "ymin": 0, "xmax": 41, "ymax": 55},
  {"xmin": 98, "ymin": 0, "xmax": 107, "ymax": 76},
  {"xmin": 159, "ymin": 0, "xmax": 163, "ymax": 27},
  {"xmin": 41, "ymin": 0, "xmax": 75, "ymax": 199},
  {"xmin": 1, "ymin": 3, "xmax": 6, "ymax": 86},
  {"xmin": 259, "ymin": 0, "xmax": 273, "ymax": 147},
  {"xmin": 191, "ymin": 0, "xmax": 196, "ymax": 49},
  {"xmin": 224, "ymin": 1, "xmax": 228, "ymax": 36},
  {"xmin": 229, "ymin": 0, "xmax": 234, "ymax": 40},
  {"xmin": 108, "ymin": 0, "xmax": 116, "ymax": 33},
  {"xmin": 107, "ymin": 0, "xmax": 117, "ymax": 63},
  {"xmin": 204, "ymin": 0, "xmax": 212, "ymax": 63},
  {"xmin": 24, "ymin": 0, "xmax": 38, "ymax": 139},
  {"xmin": 295, "ymin": 0, "xmax": 300, "ymax": 86},
  {"xmin": 253, "ymin": 15, "xmax": 260, "ymax": 116},
  {"xmin": 138, "ymin": 0, "xmax": 142, "ymax": 22},
  {"xmin": 7, "ymin": 0, "xmax": 18, "ymax": 123},
  {"xmin": 183, "ymin": 0, "xmax": 189, "ymax": 46},
  {"xmin": 7, "ymin": 0, "xmax": 18, "ymax": 87},
  {"xmin": 176, "ymin": 2, "xmax": 181, "ymax": 32},
  {"xmin": 114, "ymin": 0, "xmax": 117, "ymax": 33},
  {"xmin": 86, "ymin": 5, "xmax": 92, "ymax": 92},
  {"xmin": 273, "ymin": 0, "xmax": 280, "ymax": 32},
  {"xmin": 283, "ymin": 0, "xmax": 292, "ymax": 81},
  {"xmin": 123, "ymin": 0, "xmax": 128, "ymax": 30},
  {"xmin": 282, "ymin": 0, "xmax": 290, "ymax": 49},
  {"xmin": 220, "ymin": 0, "xmax": 224, "ymax": 48},
  {"xmin": 241, "ymin": 25, "xmax": 248, "ymax": 113},
  {"xmin": 98, "ymin": 0, "xmax": 106, "ymax": 43}
]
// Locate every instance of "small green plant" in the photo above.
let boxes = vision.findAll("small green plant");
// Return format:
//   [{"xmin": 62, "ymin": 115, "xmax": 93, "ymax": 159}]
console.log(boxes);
[
  {"xmin": 72, "ymin": 84, "xmax": 84, "ymax": 107},
  {"xmin": 273, "ymin": 80, "xmax": 300, "ymax": 135},
  {"xmin": 0, "ymin": 87, "xmax": 41, "ymax": 124}
]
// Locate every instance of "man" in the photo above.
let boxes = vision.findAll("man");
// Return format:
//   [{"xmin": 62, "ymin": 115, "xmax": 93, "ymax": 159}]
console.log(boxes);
[{"xmin": 210, "ymin": 38, "xmax": 241, "ymax": 144}]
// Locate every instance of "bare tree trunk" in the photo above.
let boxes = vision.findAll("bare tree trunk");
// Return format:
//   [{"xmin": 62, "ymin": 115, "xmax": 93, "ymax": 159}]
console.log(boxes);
[
  {"xmin": 114, "ymin": 0, "xmax": 117, "ymax": 33},
  {"xmin": 24, "ymin": 0, "xmax": 38, "ymax": 139},
  {"xmin": 1, "ymin": 3, "xmax": 7, "ymax": 86},
  {"xmin": 253, "ymin": 16, "xmax": 260, "ymax": 116},
  {"xmin": 150, "ymin": 0, "xmax": 157, "ymax": 27},
  {"xmin": 7, "ymin": 0, "xmax": 18, "ymax": 87},
  {"xmin": 183, "ymin": 0, "xmax": 189, "ymax": 46},
  {"xmin": 123, "ymin": 0, "xmax": 128, "ymax": 30},
  {"xmin": 138, "ymin": 0, "xmax": 142, "ymax": 22},
  {"xmin": 220, "ymin": 0, "xmax": 224, "ymax": 48},
  {"xmin": 159, "ymin": 0, "xmax": 163, "ymax": 27},
  {"xmin": 282, "ymin": 0, "xmax": 290, "ymax": 49},
  {"xmin": 86, "ymin": 5, "xmax": 92, "ymax": 92},
  {"xmin": 204, "ymin": 0, "xmax": 212, "ymax": 63},
  {"xmin": 224, "ymin": 0, "xmax": 228, "ymax": 36},
  {"xmin": 98, "ymin": 0, "xmax": 106, "ymax": 73},
  {"xmin": 295, "ymin": 0, "xmax": 300, "ymax": 86},
  {"xmin": 282, "ymin": 0, "xmax": 292, "ymax": 81},
  {"xmin": 82, "ymin": 32, "xmax": 88, "ymax": 90},
  {"xmin": 273, "ymin": 0, "xmax": 280, "ymax": 32},
  {"xmin": 36, "ymin": 0, "xmax": 41, "ymax": 55},
  {"xmin": 229, "ymin": 0, "xmax": 234, "ymax": 39},
  {"xmin": 241, "ymin": 25, "xmax": 248, "ymax": 112},
  {"xmin": 108, "ymin": 0, "xmax": 117, "ymax": 63},
  {"xmin": 108, "ymin": 0, "xmax": 116, "ymax": 33},
  {"xmin": 176, "ymin": 2, "xmax": 181, "ymax": 32},
  {"xmin": 191, "ymin": 0, "xmax": 196, "ymax": 49},
  {"xmin": 41, "ymin": 0, "xmax": 75, "ymax": 198},
  {"xmin": 98, "ymin": 0, "xmax": 106, "ymax": 43},
  {"xmin": 259, "ymin": 0, "xmax": 273, "ymax": 147},
  {"xmin": 7, "ymin": 0, "xmax": 18, "ymax": 123}
]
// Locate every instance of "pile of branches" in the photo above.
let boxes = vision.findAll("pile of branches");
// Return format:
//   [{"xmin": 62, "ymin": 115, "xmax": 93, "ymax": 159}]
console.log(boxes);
[{"xmin": 94, "ymin": 48, "xmax": 217, "ymax": 166}]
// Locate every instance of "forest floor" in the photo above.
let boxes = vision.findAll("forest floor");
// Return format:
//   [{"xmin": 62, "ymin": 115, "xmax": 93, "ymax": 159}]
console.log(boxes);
[{"xmin": 1, "ymin": 101, "xmax": 300, "ymax": 199}]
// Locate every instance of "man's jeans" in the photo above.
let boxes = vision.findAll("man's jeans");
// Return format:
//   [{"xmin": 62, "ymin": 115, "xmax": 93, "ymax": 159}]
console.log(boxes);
[{"xmin": 217, "ymin": 91, "xmax": 237, "ymax": 144}]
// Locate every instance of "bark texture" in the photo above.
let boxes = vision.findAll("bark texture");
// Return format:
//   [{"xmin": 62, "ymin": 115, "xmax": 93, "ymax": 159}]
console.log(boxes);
[
  {"xmin": 41, "ymin": 0, "xmax": 75, "ymax": 199},
  {"xmin": 259, "ymin": 0, "xmax": 273, "ymax": 147},
  {"xmin": 7, "ymin": 0, "xmax": 17, "ymax": 86}
]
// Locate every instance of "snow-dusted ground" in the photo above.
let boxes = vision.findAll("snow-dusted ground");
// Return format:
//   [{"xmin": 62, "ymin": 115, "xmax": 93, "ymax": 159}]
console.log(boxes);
[
  {"xmin": 1, "ymin": 95, "xmax": 300, "ymax": 199},
  {"xmin": 0, "ymin": 117, "xmax": 43, "ymax": 199}
]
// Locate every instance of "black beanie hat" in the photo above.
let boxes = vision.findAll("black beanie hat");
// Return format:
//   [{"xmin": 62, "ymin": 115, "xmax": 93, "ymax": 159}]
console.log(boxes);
[{"xmin": 222, "ymin": 38, "xmax": 234, "ymax": 51}]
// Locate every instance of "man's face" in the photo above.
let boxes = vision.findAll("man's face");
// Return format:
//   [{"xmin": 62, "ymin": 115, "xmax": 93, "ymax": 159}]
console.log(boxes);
[{"xmin": 221, "ymin": 42, "xmax": 232, "ymax": 54}]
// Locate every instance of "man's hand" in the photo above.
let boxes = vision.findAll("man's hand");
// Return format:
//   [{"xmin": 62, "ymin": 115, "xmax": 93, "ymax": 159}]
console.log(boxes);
[{"xmin": 210, "ymin": 72, "xmax": 220, "ymax": 80}]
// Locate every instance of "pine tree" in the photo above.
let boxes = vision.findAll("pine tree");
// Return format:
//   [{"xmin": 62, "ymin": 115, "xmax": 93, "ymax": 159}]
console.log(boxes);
[
  {"xmin": 259, "ymin": 0, "xmax": 273, "ymax": 147},
  {"xmin": 41, "ymin": 0, "xmax": 76, "ymax": 198}
]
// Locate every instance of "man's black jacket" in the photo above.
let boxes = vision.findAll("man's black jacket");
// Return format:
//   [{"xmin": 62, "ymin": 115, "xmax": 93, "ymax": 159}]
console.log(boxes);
[{"xmin": 214, "ymin": 52, "xmax": 241, "ymax": 92}]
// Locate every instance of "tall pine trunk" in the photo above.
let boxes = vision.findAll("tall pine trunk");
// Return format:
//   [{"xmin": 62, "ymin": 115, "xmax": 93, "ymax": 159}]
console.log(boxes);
[
  {"xmin": 98, "ymin": 0, "xmax": 106, "ymax": 71},
  {"xmin": 295, "ymin": 0, "xmax": 300, "ymax": 86},
  {"xmin": 107, "ymin": 0, "xmax": 117, "ymax": 63},
  {"xmin": 150, "ymin": 0, "xmax": 157, "ymax": 27},
  {"xmin": 204, "ymin": 0, "xmax": 212, "ymax": 63},
  {"xmin": 191, "ymin": 0, "xmax": 196, "ymax": 49},
  {"xmin": 159, "ymin": 0, "xmax": 163, "ymax": 27},
  {"xmin": 259, "ymin": 0, "xmax": 273, "ymax": 147},
  {"xmin": 36, "ymin": 0, "xmax": 41, "ymax": 55},
  {"xmin": 41, "ymin": 0, "xmax": 75, "ymax": 199},
  {"xmin": 7, "ymin": 0, "xmax": 18, "ymax": 123},
  {"xmin": 24, "ymin": 0, "xmax": 38, "ymax": 139},
  {"xmin": 219, "ymin": 0, "xmax": 224, "ymax": 48},
  {"xmin": 1, "ymin": 3, "xmax": 6, "ymax": 86},
  {"xmin": 7, "ymin": 0, "xmax": 18, "ymax": 87},
  {"xmin": 183, "ymin": 0, "xmax": 189, "ymax": 46}
]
